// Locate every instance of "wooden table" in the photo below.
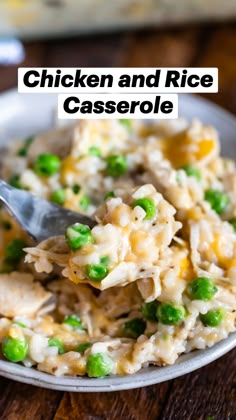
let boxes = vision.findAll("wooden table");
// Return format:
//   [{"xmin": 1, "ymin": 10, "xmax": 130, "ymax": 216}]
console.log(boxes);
[{"xmin": 0, "ymin": 22, "xmax": 236, "ymax": 420}]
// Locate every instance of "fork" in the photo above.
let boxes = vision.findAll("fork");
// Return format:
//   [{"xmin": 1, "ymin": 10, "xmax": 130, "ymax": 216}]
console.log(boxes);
[{"xmin": 0, "ymin": 179, "xmax": 96, "ymax": 242}]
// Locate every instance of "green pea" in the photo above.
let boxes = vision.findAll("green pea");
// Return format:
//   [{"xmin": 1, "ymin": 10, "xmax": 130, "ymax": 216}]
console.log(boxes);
[
  {"xmin": 88, "ymin": 146, "xmax": 102, "ymax": 157},
  {"xmin": 51, "ymin": 189, "xmax": 66, "ymax": 205},
  {"xmin": 86, "ymin": 264, "xmax": 109, "ymax": 282},
  {"xmin": 123, "ymin": 318, "xmax": 146, "ymax": 339},
  {"xmin": 76, "ymin": 342, "xmax": 92, "ymax": 353},
  {"xmin": 2, "ymin": 336, "xmax": 28, "ymax": 362},
  {"xmin": 34, "ymin": 153, "xmax": 61, "ymax": 177},
  {"xmin": 119, "ymin": 119, "xmax": 132, "ymax": 131},
  {"xmin": 142, "ymin": 300, "xmax": 159, "ymax": 322},
  {"xmin": 72, "ymin": 184, "xmax": 81, "ymax": 194},
  {"xmin": 8, "ymin": 174, "xmax": 22, "ymax": 189},
  {"xmin": 85, "ymin": 256, "xmax": 110, "ymax": 282},
  {"xmin": 48, "ymin": 337, "xmax": 65, "ymax": 355},
  {"xmin": 133, "ymin": 197, "xmax": 156, "ymax": 220},
  {"xmin": 104, "ymin": 191, "xmax": 115, "ymax": 201},
  {"xmin": 79, "ymin": 195, "xmax": 90, "ymax": 211},
  {"xmin": 187, "ymin": 277, "xmax": 218, "ymax": 301},
  {"xmin": 0, "ymin": 259, "xmax": 16, "ymax": 274},
  {"xmin": 100, "ymin": 256, "xmax": 110, "ymax": 266},
  {"xmin": 157, "ymin": 302, "xmax": 186, "ymax": 325},
  {"xmin": 86, "ymin": 352, "xmax": 114, "ymax": 378},
  {"xmin": 12, "ymin": 321, "xmax": 26, "ymax": 328},
  {"xmin": 17, "ymin": 136, "xmax": 34, "ymax": 157},
  {"xmin": 229, "ymin": 218, "xmax": 236, "ymax": 232},
  {"xmin": 5, "ymin": 239, "xmax": 26, "ymax": 262},
  {"xmin": 181, "ymin": 164, "xmax": 201, "ymax": 181},
  {"xmin": 65, "ymin": 223, "xmax": 94, "ymax": 251},
  {"xmin": 200, "ymin": 309, "xmax": 224, "ymax": 327},
  {"xmin": 106, "ymin": 154, "xmax": 128, "ymax": 177},
  {"xmin": 63, "ymin": 314, "xmax": 84, "ymax": 330},
  {"xmin": 204, "ymin": 189, "xmax": 229, "ymax": 214}
]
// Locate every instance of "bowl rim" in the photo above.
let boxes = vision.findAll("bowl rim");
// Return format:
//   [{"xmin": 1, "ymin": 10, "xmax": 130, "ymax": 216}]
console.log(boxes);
[{"xmin": 0, "ymin": 332, "xmax": 236, "ymax": 392}]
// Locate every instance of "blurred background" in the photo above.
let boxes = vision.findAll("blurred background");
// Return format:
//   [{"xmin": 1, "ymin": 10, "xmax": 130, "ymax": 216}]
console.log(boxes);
[{"xmin": 0, "ymin": 0, "xmax": 235, "ymax": 114}]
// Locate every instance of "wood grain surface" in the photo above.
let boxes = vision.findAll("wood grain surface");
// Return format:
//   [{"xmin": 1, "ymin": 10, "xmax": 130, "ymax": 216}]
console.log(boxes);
[{"xmin": 0, "ymin": 22, "xmax": 236, "ymax": 420}]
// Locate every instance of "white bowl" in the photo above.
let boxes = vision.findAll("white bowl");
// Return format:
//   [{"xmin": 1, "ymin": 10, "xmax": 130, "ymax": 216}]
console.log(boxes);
[{"xmin": 0, "ymin": 90, "xmax": 236, "ymax": 391}]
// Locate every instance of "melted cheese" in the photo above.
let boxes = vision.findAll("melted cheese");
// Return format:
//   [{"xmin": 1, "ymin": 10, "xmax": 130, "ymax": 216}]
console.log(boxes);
[
  {"xmin": 60, "ymin": 156, "xmax": 79, "ymax": 185},
  {"xmin": 210, "ymin": 233, "xmax": 232, "ymax": 269},
  {"xmin": 158, "ymin": 132, "xmax": 216, "ymax": 168}
]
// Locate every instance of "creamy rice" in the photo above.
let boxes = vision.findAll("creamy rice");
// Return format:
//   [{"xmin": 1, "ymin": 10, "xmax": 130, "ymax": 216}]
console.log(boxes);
[{"xmin": 0, "ymin": 118, "xmax": 236, "ymax": 378}]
